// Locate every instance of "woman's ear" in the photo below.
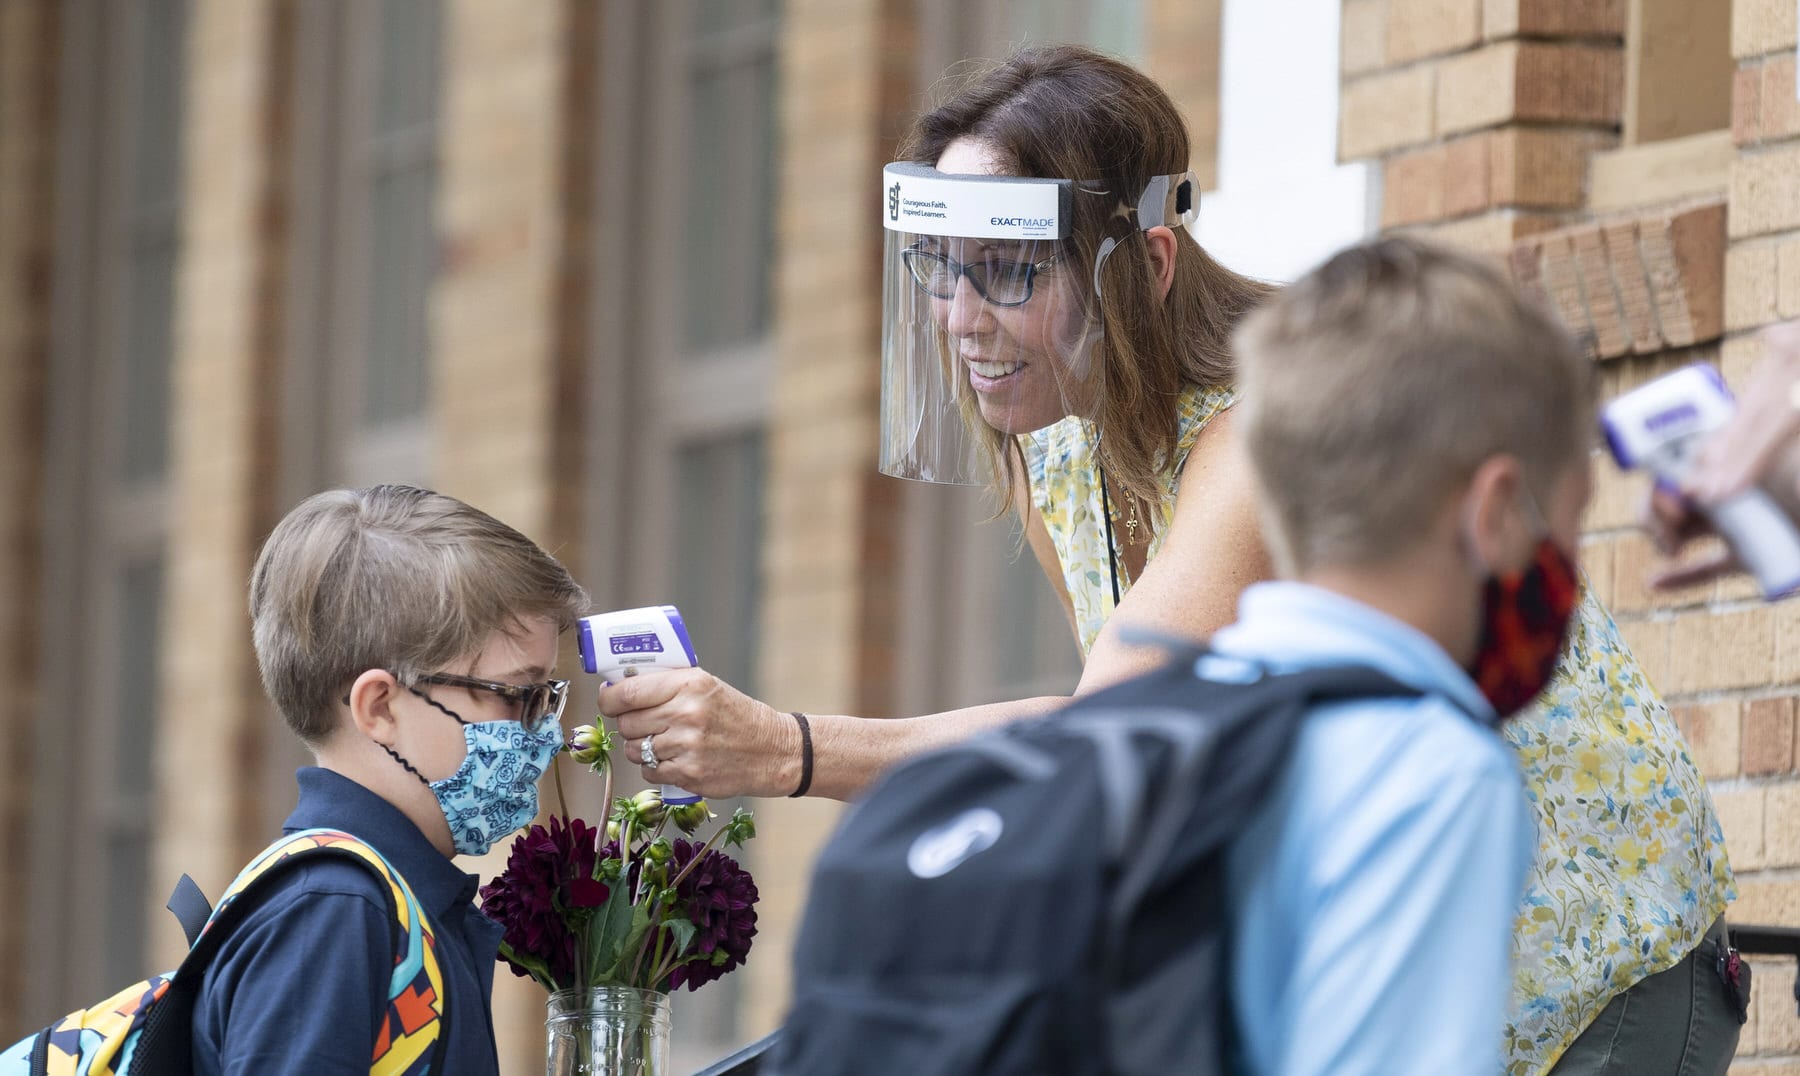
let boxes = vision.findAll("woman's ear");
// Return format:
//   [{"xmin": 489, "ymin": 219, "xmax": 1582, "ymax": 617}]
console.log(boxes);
[
  {"xmin": 346, "ymin": 669, "xmax": 403, "ymax": 746},
  {"xmin": 1144, "ymin": 225, "xmax": 1178, "ymax": 300},
  {"xmin": 1463, "ymin": 455, "xmax": 1533, "ymax": 575}
]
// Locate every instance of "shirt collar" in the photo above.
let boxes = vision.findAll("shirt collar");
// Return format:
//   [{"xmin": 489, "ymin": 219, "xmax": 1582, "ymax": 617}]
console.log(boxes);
[
  {"xmin": 284, "ymin": 767, "xmax": 483, "ymax": 919},
  {"xmin": 1211, "ymin": 581, "xmax": 1496, "ymax": 724}
]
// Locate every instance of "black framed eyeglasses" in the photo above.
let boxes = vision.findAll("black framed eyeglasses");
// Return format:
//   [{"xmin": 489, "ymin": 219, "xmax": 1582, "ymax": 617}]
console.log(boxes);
[
  {"xmin": 416, "ymin": 672, "xmax": 570, "ymax": 732},
  {"xmin": 900, "ymin": 246, "xmax": 1061, "ymax": 307}
]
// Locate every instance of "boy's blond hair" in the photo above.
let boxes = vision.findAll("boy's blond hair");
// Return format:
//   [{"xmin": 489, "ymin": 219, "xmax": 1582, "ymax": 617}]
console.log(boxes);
[
  {"xmin": 1234, "ymin": 237, "xmax": 1595, "ymax": 576},
  {"xmin": 249, "ymin": 485, "xmax": 589, "ymax": 741}
]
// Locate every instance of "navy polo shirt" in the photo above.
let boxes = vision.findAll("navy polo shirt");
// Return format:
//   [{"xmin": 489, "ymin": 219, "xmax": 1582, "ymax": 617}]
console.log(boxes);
[{"xmin": 191, "ymin": 768, "xmax": 505, "ymax": 1074}]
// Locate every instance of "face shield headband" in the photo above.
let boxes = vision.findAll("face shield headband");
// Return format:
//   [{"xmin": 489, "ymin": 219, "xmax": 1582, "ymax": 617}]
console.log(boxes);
[{"xmin": 877, "ymin": 161, "xmax": 1200, "ymax": 485}]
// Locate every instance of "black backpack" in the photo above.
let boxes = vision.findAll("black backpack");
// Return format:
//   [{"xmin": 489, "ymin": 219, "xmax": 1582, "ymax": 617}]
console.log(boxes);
[{"xmin": 769, "ymin": 647, "xmax": 1424, "ymax": 1076}]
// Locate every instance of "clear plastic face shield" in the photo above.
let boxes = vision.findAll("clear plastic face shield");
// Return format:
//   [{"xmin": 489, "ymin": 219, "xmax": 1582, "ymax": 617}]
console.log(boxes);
[{"xmin": 878, "ymin": 161, "xmax": 1199, "ymax": 484}]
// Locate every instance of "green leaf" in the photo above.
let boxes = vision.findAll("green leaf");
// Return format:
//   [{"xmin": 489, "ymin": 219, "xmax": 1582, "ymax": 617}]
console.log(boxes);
[
  {"xmin": 583, "ymin": 884, "xmax": 639, "ymax": 984},
  {"xmin": 662, "ymin": 915, "xmax": 698, "ymax": 961},
  {"xmin": 601, "ymin": 901, "xmax": 656, "ymax": 983}
]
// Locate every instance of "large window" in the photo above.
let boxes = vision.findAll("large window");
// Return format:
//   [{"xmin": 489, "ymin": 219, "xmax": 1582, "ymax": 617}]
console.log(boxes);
[
  {"xmin": 282, "ymin": 0, "xmax": 442, "ymax": 494},
  {"xmin": 586, "ymin": 3, "xmax": 782, "ymax": 1065},
  {"xmin": 31, "ymin": 0, "xmax": 187, "ymax": 1010}
]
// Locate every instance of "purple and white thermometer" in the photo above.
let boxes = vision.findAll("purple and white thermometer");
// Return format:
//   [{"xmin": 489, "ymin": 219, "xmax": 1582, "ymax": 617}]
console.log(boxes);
[
  {"xmin": 1602, "ymin": 363, "xmax": 1800, "ymax": 599},
  {"xmin": 577, "ymin": 605, "xmax": 704, "ymax": 805}
]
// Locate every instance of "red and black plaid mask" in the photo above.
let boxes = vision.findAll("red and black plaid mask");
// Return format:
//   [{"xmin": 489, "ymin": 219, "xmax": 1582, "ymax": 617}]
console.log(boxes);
[{"xmin": 1469, "ymin": 537, "xmax": 1579, "ymax": 720}]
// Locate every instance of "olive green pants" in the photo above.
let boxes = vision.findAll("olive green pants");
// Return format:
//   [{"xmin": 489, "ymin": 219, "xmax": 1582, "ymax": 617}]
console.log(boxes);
[{"xmin": 1547, "ymin": 916, "xmax": 1743, "ymax": 1076}]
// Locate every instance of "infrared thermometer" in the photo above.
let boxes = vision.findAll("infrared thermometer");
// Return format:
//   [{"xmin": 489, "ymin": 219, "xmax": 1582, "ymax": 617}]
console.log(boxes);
[
  {"xmin": 1602, "ymin": 363, "xmax": 1800, "ymax": 599},
  {"xmin": 577, "ymin": 605, "xmax": 703, "ymax": 805}
]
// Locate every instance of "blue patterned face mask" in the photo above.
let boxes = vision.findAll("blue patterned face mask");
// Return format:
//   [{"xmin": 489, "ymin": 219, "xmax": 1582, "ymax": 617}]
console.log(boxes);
[{"xmin": 384, "ymin": 682, "xmax": 564, "ymax": 857}]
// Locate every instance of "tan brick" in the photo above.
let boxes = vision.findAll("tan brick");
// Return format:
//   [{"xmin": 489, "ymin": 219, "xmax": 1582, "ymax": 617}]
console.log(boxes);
[
  {"xmin": 1441, "ymin": 132, "xmax": 1493, "ymax": 217},
  {"xmin": 1730, "ymin": 875, "xmax": 1800, "ymax": 925},
  {"xmin": 1618, "ymin": 617, "xmax": 1672, "ymax": 693},
  {"xmin": 1493, "ymin": 128, "xmax": 1608, "ymax": 210},
  {"xmin": 1341, "ymin": 0, "xmax": 1386, "ymax": 76},
  {"xmin": 1641, "ymin": 203, "xmax": 1728, "ymax": 348},
  {"xmin": 1615, "ymin": 530, "xmax": 1714, "ymax": 611},
  {"xmin": 1729, "ymin": 241, "xmax": 1783, "ymax": 331},
  {"xmin": 1672, "ymin": 699, "xmax": 1742, "ymax": 781},
  {"xmin": 1382, "ymin": 145, "xmax": 1449, "ymax": 227},
  {"xmin": 1746, "ymin": 696, "xmax": 1798, "ymax": 774},
  {"xmin": 1340, "ymin": 65, "xmax": 1436, "ymax": 159},
  {"xmin": 1736, "ymin": 61, "xmax": 1764, "ymax": 146},
  {"xmin": 1763, "ymin": 53, "xmax": 1800, "ymax": 141},
  {"xmin": 1437, "ymin": 41, "xmax": 1622, "ymax": 136},
  {"xmin": 1484, "ymin": 0, "xmax": 1626, "ymax": 39},
  {"xmin": 1602, "ymin": 223, "xmax": 1664, "ymax": 354},
  {"xmin": 1780, "ymin": 238, "xmax": 1800, "ymax": 320},
  {"xmin": 1408, "ymin": 209, "xmax": 1563, "ymax": 253},
  {"xmin": 1733, "ymin": 0, "xmax": 1799, "ymax": 59},
  {"xmin": 1385, "ymin": 0, "xmax": 1481, "ymax": 64},
  {"xmin": 1580, "ymin": 535, "xmax": 1617, "ymax": 608},
  {"xmin": 1754, "ymin": 955, "xmax": 1800, "ymax": 1055},
  {"xmin": 1767, "ymin": 780, "xmax": 1800, "ymax": 867},
  {"xmin": 1574, "ymin": 225, "xmax": 1631, "ymax": 358},
  {"xmin": 1436, "ymin": 42, "xmax": 1520, "ymax": 134},
  {"xmin": 1733, "ymin": 144, "xmax": 1800, "ymax": 239},
  {"xmin": 1714, "ymin": 784, "xmax": 1767, "ymax": 869},
  {"xmin": 1584, "ymin": 448, "xmax": 1650, "ymax": 531},
  {"xmin": 1723, "ymin": 332, "xmax": 1770, "ymax": 393},
  {"xmin": 1780, "ymin": 576, "xmax": 1800, "ymax": 684},
  {"xmin": 1669, "ymin": 605, "xmax": 1775, "ymax": 692}
]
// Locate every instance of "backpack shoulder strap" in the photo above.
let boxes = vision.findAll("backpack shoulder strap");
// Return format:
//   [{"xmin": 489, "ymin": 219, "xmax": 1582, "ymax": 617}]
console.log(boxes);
[{"xmin": 126, "ymin": 829, "xmax": 449, "ymax": 1076}]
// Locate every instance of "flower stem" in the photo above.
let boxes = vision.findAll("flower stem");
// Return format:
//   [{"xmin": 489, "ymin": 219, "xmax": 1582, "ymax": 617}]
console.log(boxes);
[
  {"xmin": 665, "ymin": 824, "xmax": 730, "ymax": 892},
  {"xmin": 551, "ymin": 751, "xmax": 571, "ymax": 821}
]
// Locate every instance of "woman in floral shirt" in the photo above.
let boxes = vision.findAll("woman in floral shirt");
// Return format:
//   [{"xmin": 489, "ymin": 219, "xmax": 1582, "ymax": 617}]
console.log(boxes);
[{"xmin": 597, "ymin": 45, "xmax": 1738, "ymax": 1075}]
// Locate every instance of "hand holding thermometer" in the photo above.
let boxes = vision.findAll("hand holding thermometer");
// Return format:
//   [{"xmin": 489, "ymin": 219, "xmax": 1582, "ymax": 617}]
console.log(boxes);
[
  {"xmin": 577, "ymin": 605, "xmax": 704, "ymax": 805},
  {"xmin": 1602, "ymin": 363, "xmax": 1800, "ymax": 598}
]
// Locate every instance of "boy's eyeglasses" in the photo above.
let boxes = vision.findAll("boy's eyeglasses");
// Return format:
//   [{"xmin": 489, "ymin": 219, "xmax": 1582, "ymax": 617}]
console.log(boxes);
[
  {"xmin": 416, "ymin": 672, "xmax": 570, "ymax": 732},
  {"xmin": 900, "ymin": 246, "xmax": 1061, "ymax": 307}
]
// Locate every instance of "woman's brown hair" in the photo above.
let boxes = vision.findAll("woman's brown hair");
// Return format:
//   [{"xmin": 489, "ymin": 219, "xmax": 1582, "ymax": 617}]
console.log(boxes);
[{"xmin": 898, "ymin": 45, "xmax": 1274, "ymax": 516}]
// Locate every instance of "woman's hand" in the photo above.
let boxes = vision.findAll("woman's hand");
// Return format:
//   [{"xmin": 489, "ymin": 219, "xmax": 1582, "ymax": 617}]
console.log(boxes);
[{"xmin": 597, "ymin": 668, "xmax": 801, "ymax": 799}]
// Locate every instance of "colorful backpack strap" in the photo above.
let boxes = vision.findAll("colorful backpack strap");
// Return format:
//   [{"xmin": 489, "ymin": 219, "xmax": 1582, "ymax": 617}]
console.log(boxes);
[
  {"xmin": 197, "ymin": 829, "xmax": 450, "ymax": 1076},
  {"xmin": 17, "ymin": 829, "xmax": 450, "ymax": 1076}
]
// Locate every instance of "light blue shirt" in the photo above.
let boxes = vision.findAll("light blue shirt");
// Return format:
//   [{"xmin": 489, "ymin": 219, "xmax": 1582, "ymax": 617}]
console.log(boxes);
[{"xmin": 1210, "ymin": 582, "xmax": 1532, "ymax": 1076}]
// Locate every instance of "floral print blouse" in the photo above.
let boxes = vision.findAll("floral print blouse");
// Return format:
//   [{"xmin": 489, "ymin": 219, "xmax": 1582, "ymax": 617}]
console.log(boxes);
[{"xmin": 1020, "ymin": 385, "xmax": 1736, "ymax": 1075}]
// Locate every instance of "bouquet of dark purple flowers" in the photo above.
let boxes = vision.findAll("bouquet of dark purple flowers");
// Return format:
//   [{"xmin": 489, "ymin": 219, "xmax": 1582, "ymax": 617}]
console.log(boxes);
[{"xmin": 479, "ymin": 724, "xmax": 758, "ymax": 995}]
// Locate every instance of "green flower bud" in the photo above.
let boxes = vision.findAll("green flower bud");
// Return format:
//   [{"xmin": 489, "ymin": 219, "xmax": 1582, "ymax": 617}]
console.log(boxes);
[
  {"xmin": 644, "ymin": 837, "xmax": 674, "ymax": 865},
  {"xmin": 722, "ymin": 807, "xmax": 757, "ymax": 848},
  {"xmin": 566, "ymin": 723, "xmax": 615, "ymax": 770},
  {"xmin": 669, "ymin": 800, "xmax": 714, "ymax": 835},
  {"xmin": 629, "ymin": 788, "xmax": 667, "ymax": 827},
  {"xmin": 605, "ymin": 820, "xmax": 620, "ymax": 844}
]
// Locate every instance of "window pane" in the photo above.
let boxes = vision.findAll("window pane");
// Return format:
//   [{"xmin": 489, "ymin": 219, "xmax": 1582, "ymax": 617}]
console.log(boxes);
[
  {"xmin": 119, "ymin": 239, "xmax": 177, "ymax": 483},
  {"xmin": 114, "ymin": 557, "xmax": 163, "ymax": 801},
  {"xmin": 365, "ymin": 162, "xmax": 435, "ymax": 424},
  {"xmin": 377, "ymin": 0, "xmax": 442, "ymax": 138},
  {"xmin": 102, "ymin": 832, "xmax": 151, "ymax": 988},
  {"xmin": 364, "ymin": 0, "xmax": 442, "ymax": 427},
  {"xmin": 132, "ymin": 0, "xmax": 188, "ymax": 213},
  {"xmin": 680, "ymin": 17, "xmax": 779, "ymax": 354},
  {"xmin": 691, "ymin": 0, "xmax": 779, "ymax": 38},
  {"xmin": 117, "ymin": 0, "xmax": 189, "ymax": 484},
  {"xmin": 102, "ymin": 555, "xmax": 163, "ymax": 987},
  {"xmin": 672, "ymin": 432, "xmax": 766, "ymax": 693}
]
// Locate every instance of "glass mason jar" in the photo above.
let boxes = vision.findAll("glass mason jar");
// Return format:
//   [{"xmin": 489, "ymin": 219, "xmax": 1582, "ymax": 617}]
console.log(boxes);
[{"xmin": 545, "ymin": 986, "xmax": 672, "ymax": 1076}]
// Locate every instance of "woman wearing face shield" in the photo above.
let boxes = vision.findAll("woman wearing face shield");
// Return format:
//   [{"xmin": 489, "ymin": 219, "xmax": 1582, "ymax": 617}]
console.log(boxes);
[{"xmin": 601, "ymin": 44, "xmax": 1736, "ymax": 1076}]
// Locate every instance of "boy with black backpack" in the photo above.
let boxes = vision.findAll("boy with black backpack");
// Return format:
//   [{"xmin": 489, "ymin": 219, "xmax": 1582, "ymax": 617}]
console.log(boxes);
[
  {"xmin": 2, "ymin": 486, "xmax": 587, "ymax": 1074},
  {"xmin": 194, "ymin": 485, "xmax": 587, "ymax": 1073},
  {"xmin": 773, "ymin": 237, "xmax": 1592, "ymax": 1075}
]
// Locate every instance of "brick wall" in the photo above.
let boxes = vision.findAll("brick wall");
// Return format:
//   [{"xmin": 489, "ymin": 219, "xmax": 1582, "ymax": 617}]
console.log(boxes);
[
  {"xmin": 151, "ymin": 0, "xmax": 282, "ymax": 970},
  {"xmin": 1346, "ymin": 0, "xmax": 1800, "ymax": 1068},
  {"xmin": 1716, "ymin": 0, "xmax": 1800, "ymax": 1066},
  {"xmin": 1341, "ymin": 0, "xmax": 1623, "ymax": 248},
  {"xmin": 431, "ymin": 1, "xmax": 578, "ymax": 1064},
  {"xmin": 0, "ymin": 0, "xmax": 57, "ymax": 1035}
]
